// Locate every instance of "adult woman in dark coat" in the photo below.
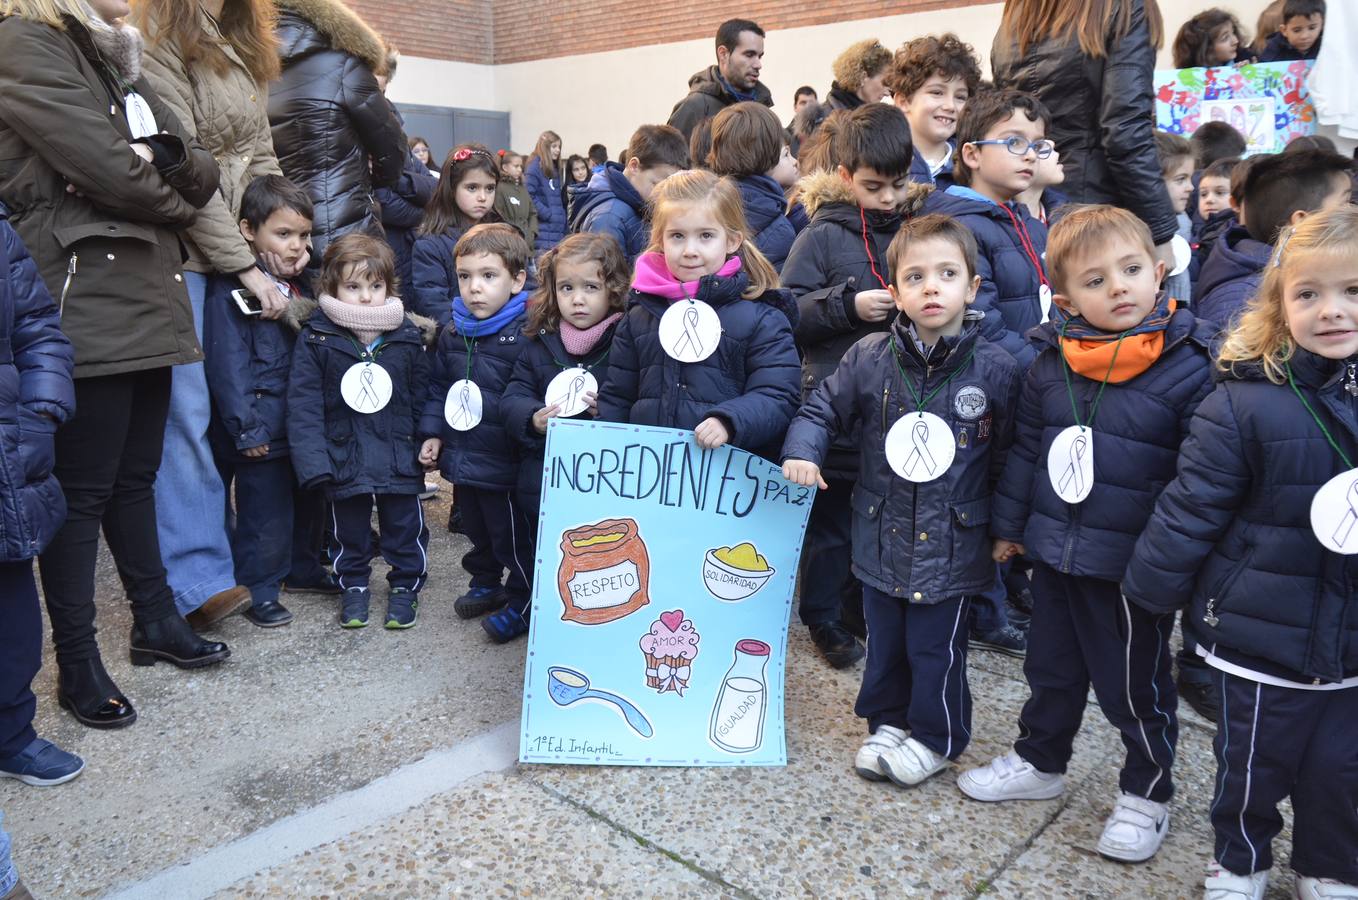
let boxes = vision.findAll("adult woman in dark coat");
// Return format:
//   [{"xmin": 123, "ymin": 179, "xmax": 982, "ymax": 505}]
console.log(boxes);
[
  {"xmin": 991, "ymin": 0, "xmax": 1181, "ymax": 255},
  {"xmin": 0, "ymin": 0, "xmax": 228, "ymax": 729}
]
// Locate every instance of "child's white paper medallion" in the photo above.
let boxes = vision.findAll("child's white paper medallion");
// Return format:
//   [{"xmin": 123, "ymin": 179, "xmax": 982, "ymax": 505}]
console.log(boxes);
[
  {"xmin": 658, "ymin": 299, "xmax": 721, "ymax": 363},
  {"xmin": 885, "ymin": 411, "xmax": 956, "ymax": 483},
  {"xmin": 1039, "ymin": 284, "xmax": 1053, "ymax": 323},
  {"xmin": 340, "ymin": 362, "xmax": 392, "ymax": 414},
  {"xmin": 1309, "ymin": 470, "xmax": 1358, "ymax": 554},
  {"xmin": 1048, "ymin": 425, "xmax": 1095, "ymax": 504},
  {"xmin": 545, "ymin": 367, "xmax": 597, "ymax": 418},
  {"xmin": 125, "ymin": 92, "xmax": 158, "ymax": 140},
  {"xmin": 1169, "ymin": 233, "xmax": 1192, "ymax": 277},
  {"xmin": 444, "ymin": 379, "xmax": 483, "ymax": 431}
]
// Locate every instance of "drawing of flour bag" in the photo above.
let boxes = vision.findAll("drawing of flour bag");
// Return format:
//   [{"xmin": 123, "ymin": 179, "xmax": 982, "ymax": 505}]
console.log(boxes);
[{"xmin": 557, "ymin": 518, "xmax": 652, "ymax": 624}]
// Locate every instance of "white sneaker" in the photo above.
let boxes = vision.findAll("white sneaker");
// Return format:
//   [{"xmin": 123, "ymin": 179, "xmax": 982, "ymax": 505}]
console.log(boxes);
[
  {"xmin": 1096, "ymin": 793, "xmax": 1169, "ymax": 862},
  {"xmin": 957, "ymin": 750, "xmax": 1065, "ymax": 802},
  {"xmin": 1296, "ymin": 875, "xmax": 1358, "ymax": 899},
  {"xmin": 1204, "ymin": 861, "xmax": 1267, "ymax": 900},
  {"xmin": 878, "ymin": 737, "xmax": 949, "ymax": 787},
  {"xmin": 853, "ymin": 726, "xmax": 906, "ymax": 781}
]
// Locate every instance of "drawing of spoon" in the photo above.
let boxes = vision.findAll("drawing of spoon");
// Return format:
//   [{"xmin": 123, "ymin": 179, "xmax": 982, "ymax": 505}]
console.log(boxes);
[{"xmin": 547, "ymin": 666, "xmax": 654, "ymax": 738}]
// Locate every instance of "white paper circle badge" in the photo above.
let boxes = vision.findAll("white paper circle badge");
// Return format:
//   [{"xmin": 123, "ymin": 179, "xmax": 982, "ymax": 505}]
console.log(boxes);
[
  {"xmin": 885, "ymin": 412, "xmax": 956, "ymax": 483},
  {"xmin": 658, "ymin": 300, "xmax": 721, "ymax": 363},
  {"xmin": 1309, "ymin": 470, "xmax": 1358, "ymax": 554},
  {"xmin": 340, "ymin": 362, "xmax": 392, "ymax": 414},
  {"xmin": 1047, "ymin": 425, "xmax": 1095, "ymax": 504},
  {"xmin": 444, "ymin": 379, "xmax": 483, "ymax": 431},
  {"xmin": 124, "ymin": 92, "xmax": 159, "ymax": 140},
  {"xmin": 1169, "ymin": 233, "xmax": 1192, "ymax": 277},
  {"xmin": 545, "ymin": 367, "xmax": 597, "ymax": 418}
]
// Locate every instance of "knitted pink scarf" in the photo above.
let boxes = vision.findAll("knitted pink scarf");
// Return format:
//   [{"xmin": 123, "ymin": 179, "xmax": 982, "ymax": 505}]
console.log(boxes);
[
  {"xmin": 559, "ymin": 312, "xmax": 623, "ymax": 356},
  {"xmin": 632, "ymin": 253, "xmax": 743, "ymax": 301},
  {"xmin": 319, "ymin": 295, "xmax": 405, "ymax": 346}
]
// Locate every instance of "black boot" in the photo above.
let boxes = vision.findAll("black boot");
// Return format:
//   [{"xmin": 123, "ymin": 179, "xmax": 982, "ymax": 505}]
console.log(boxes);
[
  {"xmin": 129, "ymin": 615, "xmax": 231, "ymax": 669},
  {"xmin": 57, "ymin": 657, "xmax": 137, "ymax": 729}
]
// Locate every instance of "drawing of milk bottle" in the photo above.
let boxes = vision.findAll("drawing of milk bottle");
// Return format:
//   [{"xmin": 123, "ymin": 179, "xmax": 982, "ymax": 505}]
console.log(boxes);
[{"xmin": 709, "ymin": 639, "xmax": 770, "ymax": 753}]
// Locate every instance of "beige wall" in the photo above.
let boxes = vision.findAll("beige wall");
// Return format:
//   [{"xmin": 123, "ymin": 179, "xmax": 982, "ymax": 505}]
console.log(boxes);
[{"xmin": 388, "ymin": 0, "xmax": 1277, "ymax": 155}]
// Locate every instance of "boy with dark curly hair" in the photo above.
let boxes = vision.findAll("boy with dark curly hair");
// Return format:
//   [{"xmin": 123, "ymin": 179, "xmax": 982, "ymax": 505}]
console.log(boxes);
[{"xmin": 886, "ymin": 33, "xmax": 983, "ymax": 189}]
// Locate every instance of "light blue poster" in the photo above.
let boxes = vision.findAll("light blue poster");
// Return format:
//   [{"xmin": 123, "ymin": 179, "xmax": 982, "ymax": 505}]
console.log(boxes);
[{"xmin": 519, "ymin": 419, "xmax": 813, "ymax": 766}]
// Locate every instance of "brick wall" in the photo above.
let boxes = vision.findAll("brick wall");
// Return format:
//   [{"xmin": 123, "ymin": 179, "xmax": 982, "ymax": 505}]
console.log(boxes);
[{"xmin": 347, "ymin": 0, "xmax": 994, "ymax": 65}]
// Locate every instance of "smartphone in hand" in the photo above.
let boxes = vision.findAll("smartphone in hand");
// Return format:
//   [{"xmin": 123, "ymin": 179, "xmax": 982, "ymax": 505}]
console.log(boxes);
[{"xmin": 232, "ymin": 288, "xmax": 263, "ymax": 316}]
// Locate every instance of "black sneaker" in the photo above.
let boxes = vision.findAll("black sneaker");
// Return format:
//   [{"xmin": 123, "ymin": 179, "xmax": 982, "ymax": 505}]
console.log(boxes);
[
  {"xmin": 1176, "ymin": 672, "xmax": 1221, "ymax": 724},
  {"xmin": 970, "ymin": 624, "xmax": 1027, "ymax": 657},
  {"xmin": 339, "ymin": 588, "xmax": 370, "ymax": 629},
  {"xmin": 809, "ymin": 622, "xmax": 865, "ymax": 669},
  {"xmin": 1006, "ymin": 587, "xmax": 1034, "ymax": 631},
  {"xmin": 384, "ymin": 589, "xmax": 419, "ymax": 629},
  {"xmin": 454, "ymin": 585, "xmax": 504, "ymax": 619}
]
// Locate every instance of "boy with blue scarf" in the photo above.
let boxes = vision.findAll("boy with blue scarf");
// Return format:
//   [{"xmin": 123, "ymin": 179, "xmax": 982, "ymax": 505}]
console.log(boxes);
[{"xmin": 420, "ymin": 224, "xmax": 535, "ymax": 643}]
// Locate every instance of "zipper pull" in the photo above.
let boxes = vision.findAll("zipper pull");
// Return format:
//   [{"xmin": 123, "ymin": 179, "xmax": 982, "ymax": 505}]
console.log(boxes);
[
  {"xmin": 67, "ymin": 255, "xmax": 78, "ymax": 275},
  {"xmin": 1346, "ymin": 362, "xmax": 1358, "ymax": 396},
  {"xmin": 1202, "ymin": 597, "xmax": 1219, "ymax": 628}
]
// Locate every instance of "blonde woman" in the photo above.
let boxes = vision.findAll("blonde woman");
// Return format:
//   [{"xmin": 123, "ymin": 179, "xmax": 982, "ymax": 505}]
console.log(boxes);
[{"xmin": 825, "ymin": 38, "xmax": 892, "ymax": 110}]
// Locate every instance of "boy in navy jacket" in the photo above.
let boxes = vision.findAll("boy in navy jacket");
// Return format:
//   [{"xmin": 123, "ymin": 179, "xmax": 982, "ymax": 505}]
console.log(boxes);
[
  {"xmin": 885, "ymin": 33, "xmax": 981, "ymax": 190},
  {"xmin": 709, "ymin": 102, "xmax": 799, "ymax": 271},
  {"xmin": 781, "ymin": 103, "xmax": 927, "ymax": 669},
  {"xmin": 204, "ymin": 175, "xmax": 321, "ymax": 628},
  {"xmin": 921, "ymin": 89, "xmax": 1052, "ymax": 369},
  {"xmin": 420, "ymin": 224, "xmax": 535, "ymax": 643},
  {"xmin": 567, "ymin": 125, "xmax": 687, "ymax": 266},
  {"xmin": 783, "ymin": 215, "xmax": 1020, "ymax": 788},
  {"xmin": 1257, "ymin": 0, "xmax": 1324, "ymax": 61},
  {"xmin": 957, "ymin": 206, "xmax": 1214, "ymax": 866}
]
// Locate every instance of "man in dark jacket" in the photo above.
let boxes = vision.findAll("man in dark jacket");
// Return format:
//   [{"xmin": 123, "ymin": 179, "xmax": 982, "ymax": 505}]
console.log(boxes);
[
  {"xmin": 269, "ymin": 0, "xmax": 407, "ymax": 269},
  {"xmin": 668, "ymin": 19, "xmax": 773, "ymax": 141}
]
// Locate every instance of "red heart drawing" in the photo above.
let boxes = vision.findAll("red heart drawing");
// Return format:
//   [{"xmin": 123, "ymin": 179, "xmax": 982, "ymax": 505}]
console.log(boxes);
[{"xmin": 659, "ymin": 609, "xmax": 685, "ymax": 631}]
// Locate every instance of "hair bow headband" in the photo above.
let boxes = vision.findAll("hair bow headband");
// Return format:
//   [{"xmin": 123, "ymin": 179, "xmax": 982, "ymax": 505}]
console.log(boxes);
[{"xmin": 452, "ymin": 147, "xmax": 494, "ymax": 163}]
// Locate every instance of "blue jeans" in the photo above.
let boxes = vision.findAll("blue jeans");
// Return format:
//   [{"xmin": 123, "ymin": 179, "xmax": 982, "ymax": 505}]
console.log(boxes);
[
  {"xmin": 969, "ymin": 563, "xmax": 1012, "ymax": 633},
  {"xmin": 0, "ymin": 811, "xmax": 16, "ymax": 897},
  {"xmin": 156, "ymin": 271, "xmax": 236, "ymax": 613}
]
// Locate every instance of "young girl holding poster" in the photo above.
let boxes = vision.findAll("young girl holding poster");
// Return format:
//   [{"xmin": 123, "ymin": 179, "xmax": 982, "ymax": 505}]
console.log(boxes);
[
  {"xmin": 1123, "ymin": 207, "xmax": 1358, "ymax": 899},
  {"xmin": 596, "ymin": 170, "xmax": 801, "ymax": 462}
]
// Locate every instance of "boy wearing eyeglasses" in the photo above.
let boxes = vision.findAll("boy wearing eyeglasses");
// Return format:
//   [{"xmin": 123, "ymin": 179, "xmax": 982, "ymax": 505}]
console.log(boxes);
[{"xmin": 922, "ymin": 90, "xmax": 1054, "ymax": 369}]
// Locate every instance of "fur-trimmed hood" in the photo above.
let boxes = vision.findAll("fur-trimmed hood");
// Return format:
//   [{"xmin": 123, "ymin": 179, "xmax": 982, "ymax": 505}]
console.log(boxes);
[
  {"xmin": 794, "ymin": 170, "xmax": 933, "ymax": 219},
  {"xmin": 275, "ymin": 0, "xmax": 386, "ymax": 73}
]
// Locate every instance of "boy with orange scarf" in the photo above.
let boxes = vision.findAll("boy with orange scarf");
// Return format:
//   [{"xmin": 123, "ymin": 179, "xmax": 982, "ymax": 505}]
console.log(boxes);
[{"xmin": 956, "ymin": 206, "xmax": 1214, "ymax": 866}]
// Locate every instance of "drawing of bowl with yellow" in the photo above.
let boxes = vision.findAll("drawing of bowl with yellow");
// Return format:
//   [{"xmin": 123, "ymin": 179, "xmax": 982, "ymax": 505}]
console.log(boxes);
[{"xmin": 703, "ymin": 542, "xmax": 776, "ymax": 602}]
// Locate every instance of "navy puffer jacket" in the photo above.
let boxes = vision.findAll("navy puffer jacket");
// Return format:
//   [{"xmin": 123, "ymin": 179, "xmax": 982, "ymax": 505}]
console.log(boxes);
[
  {"xmin": 567, "ymin": 164, "xmax": 646, "ymax": 263},
  {"xmin": 525, "ymin": 157, "xmax": 566, "ymax": 253},
  {"xmin": 1124, "ymin": 350, "xmax": 1358, "ymax": 684},
  {"xmin": 922, "ymin": 186, "xmax": 1049, "ymax": 367},
  {"xmin": 286, "ymin": 308, "xmax": 431, "ymax": 499},
  {"xmin": 992, "ymin": 307, "xmax": 1214, "ymax": 580},
  {"xmin": 377, "ymin": 149, "xmax": 438, "ymax": 294},
  {"xmin": 410, "ymin": 226, "xmax": 466, "ymax": 327},
  {"xmin": 501, "ymin": 325, "xmax": 617, "ymax": 514},
  {"xmin": 203, "ymin": 272, "xmax": 313, "ymax": 461},
  {"xmin": 736, "ymin": 174, "xmax": 795, "ymax": 272},
  {"xmin": 421, "ymin": 312, "xmax": 529, "ymax": 491},
  {"xmin": 0, "ymin": 217, "xmax": 74, "ymax": 561},
  {"xmin": 908, "ymin": 145, "xmax": 956, "ymax": 189},
  {"xmin": 597, "ymin": 269, "xmax": 801, "ymax": 461},
  {"xmin": 782, "ymin": 313, "xmax": 1020, "ymax": 601},
  {"xmin": 1194, "ymin": 225, "xmax": 1270, "ymax": 332}
]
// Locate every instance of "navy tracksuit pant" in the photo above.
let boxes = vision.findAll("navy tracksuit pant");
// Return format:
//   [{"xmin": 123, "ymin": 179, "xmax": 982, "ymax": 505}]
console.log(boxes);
[
  {"xmin": 857, "ymin": 586, "xmax": 972, "ymax": 760},
  {"xmin": 458, "ymin": 485, "xmax": 533, "ymax": 613},
  {"xmin": 1211, "ymin": 670, "xmax": 1358, "ymax": 883},
  {"xmin": 0, "ymin": 562, "xmax": 40, "ymax": 758},
  {"xmin": 798, "ymin": 475, "xmax": 860, "ymax": 627},
  {"xmin": 330, "ymin": 493, "xmax": 429, "ymax": 593},
  {"xmin": 1014, "ymin": 562, "xmax": 1178, "ymax": 803}
]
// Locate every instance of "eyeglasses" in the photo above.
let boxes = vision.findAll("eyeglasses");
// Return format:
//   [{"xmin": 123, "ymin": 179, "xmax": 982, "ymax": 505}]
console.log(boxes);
[{"xmin": 969, "ymin": 137, "xmax": 1056, "ymax": 159}]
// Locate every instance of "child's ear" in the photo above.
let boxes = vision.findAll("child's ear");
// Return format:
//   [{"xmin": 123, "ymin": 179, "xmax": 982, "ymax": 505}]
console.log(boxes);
[
  {"xmin": 959, "ymin": 141, "xmax": 982, "ymax": 172},
  {"xmin": 836, "ymin": 164, "xmax": 853, "ymax": 186},
  {"xmin": 1152, "ymin": 258, "xmax": 1167, "ymax": 286},
  {"xmin": 724, "ymin": 229, "xmax": 742, "ymax": 257},
  {"xmin": 1051, "ymin": 290, "xmax": 1077, "ymax": 317},
  {"xmin": 512, "ymin": 268, "xmax": 528, "ymax": 293},
  {"xmin": 965, "ymin": 274, "xmax": 981, "ymax": 304},
  {"xmin": 239, "ymin": 218, "xmax": 256, "ymax": 243},
  {"xmin": 624, "ymin": 157, "xmax": 641, "ymax": 176},
  {"xmin": 1290, "ymin": 207, "xmax": 1311, "ymax": 227}
]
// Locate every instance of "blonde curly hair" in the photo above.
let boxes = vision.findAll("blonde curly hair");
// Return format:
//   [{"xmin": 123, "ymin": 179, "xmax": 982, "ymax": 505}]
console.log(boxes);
[
  {"xmin": 1217, "ymin": 206, "xmax": 1358, "ymax": 384},
  {"xmin": 832, "ymin": 39, "xmax": 892, "ymax": 92}
]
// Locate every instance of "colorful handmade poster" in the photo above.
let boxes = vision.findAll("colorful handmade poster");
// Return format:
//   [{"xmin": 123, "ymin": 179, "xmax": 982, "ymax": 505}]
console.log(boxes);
[
  {"xmin": 519, "ymin": 419, "xmax": 813, "ymax": 766},
  {"xmin": 1154, "ymin": 60, "xmax": 1316, "ymax": 154}
]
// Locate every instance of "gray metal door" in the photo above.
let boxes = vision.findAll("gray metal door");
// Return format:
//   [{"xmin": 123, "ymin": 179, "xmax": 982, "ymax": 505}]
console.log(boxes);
[{"xmin": 393, "ymin": 103, "xmax": 511, "ymax": 166}]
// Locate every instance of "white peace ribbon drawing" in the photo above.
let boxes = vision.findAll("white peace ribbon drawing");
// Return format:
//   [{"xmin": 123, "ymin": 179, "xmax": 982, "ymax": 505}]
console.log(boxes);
[
  {"xmin": 885, "ymin": 412, "xmax": 956, "ymax": 483},
  {"xmin": 1047, "ymin": 425, "xmax": 1095, "ymax": 504},
  {"xmin": 545, "ymin": 367, "xmax": 597, "ymax": 418},
  {"xmin": 340, "ymin": 362, "xmax": 392, "ymax": 414},
  {"xmin": 444, "ymin": 379, "xmax": 484, "ymax": 431},
  {"xmin": 658, "ymin": 299, "xmax": 720, "ymax": 363},
  {"xmin": 1310, "ymin": 471, "xmax": 1358, "ymax": 555}
]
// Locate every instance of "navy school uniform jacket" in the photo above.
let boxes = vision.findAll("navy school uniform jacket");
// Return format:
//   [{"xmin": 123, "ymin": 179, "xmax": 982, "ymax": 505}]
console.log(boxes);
[
  {"xmin": 420, "ymin": 310, "xmax": 529, "ymax": 491},
  {"xmin": 991, "ymin": 305, "xmax": 1215, "ymax": 581},
  {"xmin": 203, "ymin": 270, "xmax": 314, "ymax": 462},
  {"xmin": 908, "ymin": 144, "xmax": 956, "ymax": 189},
  {"xmin": 1124, "ymin": 350, "xmax": 1358, "ymax": 684},
  {"xmin": 596, "ymin": 266, "xmax": 802, "ymax": 463},
  {"xmin": 566, "ymin": 163, "xmax": 647, "ymax": 264},
  {"xmin": 286, "ymin": 306, "xmax": 434, "ymax": 500},
  {"xmin": 782, "ymin": 312, "xmax": 1021, "ymax": 601},
  {"xmin": 736, "ymin": 174, "xmax": 796, "ymax": 272},
  {"xmin": 525, "ymin": 157, "xmax": 566, "ymax": 252},
  {"xmin": 410, "ymin": 225, "xmax": 467, "ymax": 328},
  {"xmin": 781, "ymin": 172, "xmax": 931, "ymax": 479},
  {"xmin": 377, "ymin": 149, "xmax": 439, "ymax": 294},
  {"xmin": 501, "ymin": 323, "xmax": 618, "ymax": 512},
  {"xmin": 922, "ymin": 185, "xmax": 1050, "ymax": 368},
  {"xmin": 1194, "ymin": 225, "xmax": 1271, "ymax": 332},
  {"xmin": 1257, "ymin": 30, "xmax": 1321, "ymax": 63}
]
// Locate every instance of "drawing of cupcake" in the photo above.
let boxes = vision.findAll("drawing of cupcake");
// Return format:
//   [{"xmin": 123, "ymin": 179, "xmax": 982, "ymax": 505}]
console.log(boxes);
[{"xmin": 639, "ymin": 610, "xmax": 701, "ymax": 696}]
